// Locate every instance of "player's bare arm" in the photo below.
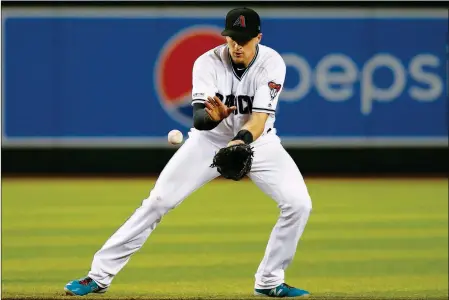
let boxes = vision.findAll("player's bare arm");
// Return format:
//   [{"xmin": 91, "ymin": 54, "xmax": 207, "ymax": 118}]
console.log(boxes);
[{"xmin": 227, "ymin": 112, "xmax": 269, "ymax": 146}]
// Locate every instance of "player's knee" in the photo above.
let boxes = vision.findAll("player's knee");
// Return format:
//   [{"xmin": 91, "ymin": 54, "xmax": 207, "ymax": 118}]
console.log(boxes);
[
  {"xmin": 142, "ymin": 192, "xmax": 179, "ymax": 213},
  {"xmin": 281, "ymin": 194, "xmax": 312, "ymax": 216}
]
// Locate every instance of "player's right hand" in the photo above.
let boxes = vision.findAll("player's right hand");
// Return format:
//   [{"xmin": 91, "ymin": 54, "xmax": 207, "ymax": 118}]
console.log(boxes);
[{"xmin": 205, "ymin": 96, "xmax": 237, "ymax": 121}]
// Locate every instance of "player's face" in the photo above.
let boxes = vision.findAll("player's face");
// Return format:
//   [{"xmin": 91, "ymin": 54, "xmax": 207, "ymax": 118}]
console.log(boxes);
[{"xmin": 226, "ymin": 34, "xmax": 262, "ymax": 67}]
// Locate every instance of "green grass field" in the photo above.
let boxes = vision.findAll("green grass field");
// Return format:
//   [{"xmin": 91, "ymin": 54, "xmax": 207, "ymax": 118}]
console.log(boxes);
[{"xmin": 1, "ymin": 178, "xmax": 448, "ymax": 300}]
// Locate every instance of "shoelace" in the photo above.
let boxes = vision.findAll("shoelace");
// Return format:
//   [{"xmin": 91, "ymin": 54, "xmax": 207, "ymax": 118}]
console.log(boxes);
[
  {"xmin": 282, "ymin": 283, "xmax": 294, "ymax": 289},
  {"xmin": 79, "ymin": 278, "xmax": 92, "ymax": 286}
]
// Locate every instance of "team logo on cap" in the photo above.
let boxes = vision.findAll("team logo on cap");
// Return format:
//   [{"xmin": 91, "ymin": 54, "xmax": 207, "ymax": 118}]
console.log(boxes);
[
  {"xmin": 233, "ymin": 15, "xmax": 246, "ymax": 28},
  {"xmin": 154, "ymin": 26, "xmax": 224, "ymax": 127}
]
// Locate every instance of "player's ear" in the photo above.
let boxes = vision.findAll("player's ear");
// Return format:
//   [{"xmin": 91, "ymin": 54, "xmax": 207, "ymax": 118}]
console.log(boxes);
[{"xmin": 256, "ymin": 33, "xmax": 262, "ymax": 43}]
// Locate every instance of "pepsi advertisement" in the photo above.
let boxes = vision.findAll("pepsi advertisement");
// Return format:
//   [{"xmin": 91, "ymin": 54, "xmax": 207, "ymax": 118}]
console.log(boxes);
[{"xmin": 2, "ymin": 8, "xmax": 448, "ymax": 147}]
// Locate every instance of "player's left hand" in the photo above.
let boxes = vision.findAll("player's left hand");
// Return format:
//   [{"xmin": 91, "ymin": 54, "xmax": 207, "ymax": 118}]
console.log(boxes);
[
  {"xmin": 205, "ymin": 96, "xmax": 237, "ymax": 121},
  {"xmin": 210, "ymin": 143, "xmax": 254, "ymax": 181},
  {"xmin": 227, "ymin": 140, "xmax": 245, "ymax": 147}
]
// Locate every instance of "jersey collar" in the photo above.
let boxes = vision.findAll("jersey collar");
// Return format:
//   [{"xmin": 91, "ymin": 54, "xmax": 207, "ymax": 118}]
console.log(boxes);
[{"xmin": 228, "ymin": 44, "xmax": 259, "ymax": 81}]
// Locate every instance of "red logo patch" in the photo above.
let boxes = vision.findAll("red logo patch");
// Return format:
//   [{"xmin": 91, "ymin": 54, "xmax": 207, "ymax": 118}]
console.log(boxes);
[{"xmin": 268, "ymin": 81, "xmax": 282, "ymax": 99}]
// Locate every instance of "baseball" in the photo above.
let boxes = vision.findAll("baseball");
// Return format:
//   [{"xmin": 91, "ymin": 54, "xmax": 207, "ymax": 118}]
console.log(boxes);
[{"xmin": 168, "ymin": 129, "xmax": 183, "ymax": 145}]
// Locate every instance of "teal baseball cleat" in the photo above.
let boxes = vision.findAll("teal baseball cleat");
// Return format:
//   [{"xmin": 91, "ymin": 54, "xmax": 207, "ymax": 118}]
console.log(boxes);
[
  {"xmin": 254, "ymin": 283, "xmax": 310, "ymax": 297},
  {"xmin": 64, "ymin": 276, "xmax": 108, "ymax": 296}
]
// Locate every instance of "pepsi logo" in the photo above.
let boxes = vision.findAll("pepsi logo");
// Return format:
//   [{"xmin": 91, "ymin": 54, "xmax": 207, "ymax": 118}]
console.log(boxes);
[{"xmin": 154, "ymin": 26, "xmax": 224, "ymax": 127}]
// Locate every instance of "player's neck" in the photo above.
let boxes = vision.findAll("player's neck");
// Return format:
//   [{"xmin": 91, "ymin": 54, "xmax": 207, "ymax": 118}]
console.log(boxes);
[
  {"xmin": 232, "ymin": 60, "xmax": 246, "ymax": 70},
  {"xmin": 242, "ymin": 51, "xmax": 256, "ymax": 68},
  {"xmin": 229, "ymin": 45, "xmax": 259, "ymax": 68}
]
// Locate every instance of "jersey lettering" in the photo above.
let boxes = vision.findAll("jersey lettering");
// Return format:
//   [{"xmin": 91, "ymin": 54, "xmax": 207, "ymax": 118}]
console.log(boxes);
[
  {"xmin": 215, "ymin": 93, "xmax": 224, "ymax": 101},
  {"xmin": 216, "ymin": 93, "xmax": 254, "ymax": 115},
  {"xmin": 224, "ymin": 95, "xmax": 236, "ymax": 110},
  {"xmin": 237, "ymin": 95, "xmax": 253, "ymax": 115}
]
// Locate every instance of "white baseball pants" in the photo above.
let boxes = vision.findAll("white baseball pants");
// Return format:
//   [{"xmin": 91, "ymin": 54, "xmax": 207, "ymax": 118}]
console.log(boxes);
[{"xmin": 88, "ymin": 129, "xmax": 312, "ymax": 290}]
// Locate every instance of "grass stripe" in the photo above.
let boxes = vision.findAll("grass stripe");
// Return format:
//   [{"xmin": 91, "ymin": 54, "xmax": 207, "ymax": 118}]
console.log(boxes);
[
  {"xmin": 2, "ymin": 237, "xmax": 447, "ymax": 261},
  {"xmin": 3, "ymin": 258, "xmax": 447, "ymax": 286},
  {"xmin": 2, "ymin": 219, "xmax": 448, "ymax": 236},
  {"xmin": 2, "ymin": 228, "xmax": 448, "ymax": 247},
  {"xmin": 2, "ymin": 250, "xmax": 447, "ymax": 272},
  {"xmin": 2, "ymin": 275, "xmax": 448, "ymax": 299},
  {"xmin": 2, "ymin": 214, "xmax": 448, "ymax": 231}
]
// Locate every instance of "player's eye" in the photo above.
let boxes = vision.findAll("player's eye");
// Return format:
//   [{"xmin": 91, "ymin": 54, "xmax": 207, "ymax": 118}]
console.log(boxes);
[{"xmin": 235, "ymin": 39, "xmax": 250, "ymax": 46}]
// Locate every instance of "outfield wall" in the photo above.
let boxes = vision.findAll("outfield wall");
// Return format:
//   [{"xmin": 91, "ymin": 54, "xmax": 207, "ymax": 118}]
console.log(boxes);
[{"xmin": 1, "ymin": 2, "xmax": 448, "ymax": 176}]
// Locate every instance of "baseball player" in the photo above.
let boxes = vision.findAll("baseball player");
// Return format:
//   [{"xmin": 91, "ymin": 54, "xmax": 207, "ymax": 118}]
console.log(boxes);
[{"xmin": 64, "ymin": 7, "xmax": 312, "ymax": 298}]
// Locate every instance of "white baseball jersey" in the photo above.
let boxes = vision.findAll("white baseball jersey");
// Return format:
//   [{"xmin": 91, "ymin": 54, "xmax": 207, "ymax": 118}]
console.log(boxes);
[{"xmin": 191, "ymin": 44, "xmax": 286, "ymax": 141}]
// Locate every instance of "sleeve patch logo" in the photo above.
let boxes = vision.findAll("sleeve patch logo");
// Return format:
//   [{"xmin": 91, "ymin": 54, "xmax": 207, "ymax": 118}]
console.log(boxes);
[
  {"xmin": 268, "ymin": 81, "xmax": 282, "ymax": 100},
  {"xmin": 193, "ymin": 93, "xmax": 205, "ymax": 98}
]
